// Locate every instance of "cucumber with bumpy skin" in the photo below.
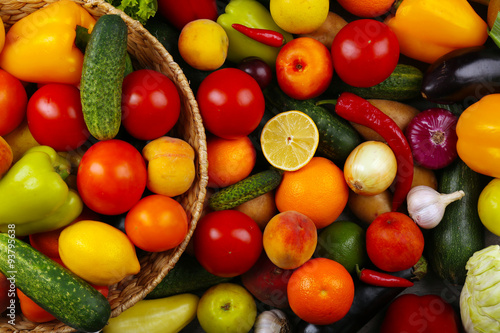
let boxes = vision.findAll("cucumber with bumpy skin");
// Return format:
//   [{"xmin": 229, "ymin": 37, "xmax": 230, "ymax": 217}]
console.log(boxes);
[
  {"xmin": 80, "ymin": 14, "xmax": 128, "ymax": 140},
  {"xmin": 327, "ymin": 64, "xmax": 423, "ymax": 101},
  {"xmin": 0, "ymin": 233, "xmax": 111, "ymax": 332},
  {"xmin": 209, "ymin": 169, "xmax": 283, "ymax": 211},
  {"xmin": 264, "ymin": 84, "xmax": 361, "ymax": 165},
  {"xmin": 146, "ymin": 254, "xmax": 232, "ymax": 299}
]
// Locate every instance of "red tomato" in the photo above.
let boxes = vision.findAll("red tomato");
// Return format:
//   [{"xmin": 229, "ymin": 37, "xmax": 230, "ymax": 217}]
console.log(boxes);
[
  {"xmin": 193, "ymin": 210, "xmax": 263, "ymax": 277},
  {"xmin": 197, "ymin": 68, "xmax": 265, "ymax": 139},
  {"xmin": 17, "ymin": 288, "xmax": 56, "ymax": 323},
  {"xmin": 381, "ymin": 294, "xmax": 462, "ymax": 333},
  {"xmin": 366, "ymin": 212, "xmax": 424, "ymax": 272},
  {"xmin": 121, "ymin": 69, "xmax": 181, "ymax": 141},
  {"xmin": 157, "ymin": 0, "xmax": 218, "ymax": 31},
  {"xmin": 125, "ymin": 194, "xmax": 188, "ymax": 252},
  {"xmin": 331, "ymin": 19, "xmax": 399, "ymax": 88},
  {"xmin": 0, "ymin": 69, "xmax": 28, "ymax": 136},
  {"xmin": 77, "ymin": 139, "xmax": 147, "ymax": 216},
  {"xmin": 27, "ymin": 83, "xmax": 89, "ymax": 151},
  {"xmin": 0, "ymin": 272, "xmax": 8, "ymax": 314}
]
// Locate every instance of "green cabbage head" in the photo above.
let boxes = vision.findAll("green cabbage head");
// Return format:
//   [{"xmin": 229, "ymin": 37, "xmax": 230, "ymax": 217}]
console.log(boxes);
[{"xmin": 460, "ymin": 245, "xmax": 500, "ymax": 332}]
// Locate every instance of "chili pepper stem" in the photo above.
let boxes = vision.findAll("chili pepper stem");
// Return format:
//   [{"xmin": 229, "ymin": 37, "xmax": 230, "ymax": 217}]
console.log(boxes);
[{"xmin": 315, "ymin": 99, "xmax": 337, "ymax": 107}]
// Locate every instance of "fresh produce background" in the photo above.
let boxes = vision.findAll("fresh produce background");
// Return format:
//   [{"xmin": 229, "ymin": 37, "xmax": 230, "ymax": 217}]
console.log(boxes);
[{"xmin": 1, "ymin": 0, "xmax": 500, "ymax": 332}]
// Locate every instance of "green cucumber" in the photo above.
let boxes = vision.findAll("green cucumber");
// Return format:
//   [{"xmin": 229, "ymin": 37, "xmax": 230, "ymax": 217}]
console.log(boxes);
[
  {"xmin": 146, "ymin": 254, "xmax": 231, "ymax": 299},
  {"xmin": 426, "ymin": 159, "xmax": 486, "ymax": 285},
  {"xmin": 209, "ymin": 169, "xmax": 283, "ymax": 211},
  {"xmin": 80, "ymin": 14, "xmax": 128, "ymax": 141},
  {"xmin": 76, "ymin": 25, "xmax": 134, "ymax": 77},
  {"xmin": 327, "ymin": 64, "xmax": 423, "ymax": 101},
  {"xmin": 0, "ymin": 233, "xmax": 111, "ymax": 332},
  {"xmin": 263, "ymin": 83, "xmax": 362, "ymax": 165}
]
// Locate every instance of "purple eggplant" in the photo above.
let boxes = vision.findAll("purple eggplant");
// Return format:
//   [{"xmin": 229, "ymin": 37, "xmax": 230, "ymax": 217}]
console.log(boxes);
[{"xmin": 421, "ymin": 46, "xmax": 500, "ymax": 105}]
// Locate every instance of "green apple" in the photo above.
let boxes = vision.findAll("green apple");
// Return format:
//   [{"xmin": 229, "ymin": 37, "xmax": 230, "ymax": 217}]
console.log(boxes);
[{"xmin": 197, "ymin": 283, "xmax": 257, "ymax": 333}]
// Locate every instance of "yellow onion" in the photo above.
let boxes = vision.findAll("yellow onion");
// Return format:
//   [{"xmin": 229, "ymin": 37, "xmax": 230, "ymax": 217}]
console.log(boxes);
[{"xmin": 343, "ymin": 141, "xmax": 397, "ymax": 196}]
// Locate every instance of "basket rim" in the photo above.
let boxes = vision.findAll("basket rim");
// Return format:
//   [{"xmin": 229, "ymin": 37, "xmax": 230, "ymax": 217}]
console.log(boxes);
[{"xmin": 0, "ymin": 0, "xmax": 208, "ymax": 331}]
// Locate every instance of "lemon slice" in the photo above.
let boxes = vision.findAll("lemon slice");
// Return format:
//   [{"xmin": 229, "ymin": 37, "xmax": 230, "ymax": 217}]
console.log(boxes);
[{"xmin": 260, "ymin": 110, "xmax": 319, "ymax": 171}]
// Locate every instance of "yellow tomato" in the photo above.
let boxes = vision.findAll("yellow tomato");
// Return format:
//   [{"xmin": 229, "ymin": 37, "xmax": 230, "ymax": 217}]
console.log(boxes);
[{"xmin": 478, "ymin": 178, "xmax": 500, "ymax": 237}]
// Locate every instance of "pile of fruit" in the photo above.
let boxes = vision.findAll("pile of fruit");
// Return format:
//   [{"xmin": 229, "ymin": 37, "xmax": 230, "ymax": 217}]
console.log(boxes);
[{"xmin": 2, "ymin": 0, "xmax": 500, "ymax": 332}]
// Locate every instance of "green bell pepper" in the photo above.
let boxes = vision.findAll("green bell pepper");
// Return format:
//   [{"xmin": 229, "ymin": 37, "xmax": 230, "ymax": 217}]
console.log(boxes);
[
  {"xmin": 217, "ymin": 0, "xmax": 294, "ymax": 68},
  {"xmin": 0, "ymin": 146, "xmax": 83, "ymax": 236}
]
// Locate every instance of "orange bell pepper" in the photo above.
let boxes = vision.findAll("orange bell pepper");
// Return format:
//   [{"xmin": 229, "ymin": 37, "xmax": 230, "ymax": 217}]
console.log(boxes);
[
  {"xmin": 384, "ymin": 0, "xmax": 488, "ymax": 64},
  {"xmin": 456, "ymin": 93, "xmax": 500, "ymax": 178},
  {"xmin": 0, "ymin": 0, "xmax": 96, "ymax": 85}
]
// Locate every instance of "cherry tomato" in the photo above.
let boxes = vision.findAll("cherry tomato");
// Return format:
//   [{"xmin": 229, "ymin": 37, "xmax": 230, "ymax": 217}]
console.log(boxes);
[
  {"xmin": 27, "ymin": 83, "xmax": 89, "ymax": 151},
  {"xmin": 193, "ymin": 210, "xmax": 263, "ymax": 277},
  {"xmin": 77, "ymin": 139, "xmax": 147, "ymax": 216},
  {"xmin": 197, "ymin": 68, "xmax": 265, "ymax": 139},
  {"xmin": 0, "ymin": 69, "xmax": 28, "ymax": 136},
  {"xmin": 125, "ymin": 194, "xmax": 188, "ymax": 252},
  {"xmin": 331, "ymin": 19, "xmax": 399, "ymax": 88},
  {"xmin": 121, "ymin": 69, "xmax": 181, "ymax": 141}
]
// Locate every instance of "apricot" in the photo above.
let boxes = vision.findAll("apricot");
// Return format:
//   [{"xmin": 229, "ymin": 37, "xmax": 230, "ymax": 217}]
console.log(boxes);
[
  {"xmin": 178, "ymin": 19, "xmax": 228, "ymax": 71},
  {"xmin": 263, "ymin": 210, "xmax": 317, "ymax": 270},
  {"xmin": 0, "ymin": 136, "xmax": 13, "ymax": 178},
  {"xmin": 142, "ymin": 136, "xmax": 196, "ymax": 197}
]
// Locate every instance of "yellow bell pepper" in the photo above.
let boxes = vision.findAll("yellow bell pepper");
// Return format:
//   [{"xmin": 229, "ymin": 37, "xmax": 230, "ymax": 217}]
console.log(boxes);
[
  {"xmin": 384, "ymin": 0, "xmax": 488, "ymax": 64},
  {"xmin": 102, "ymin": 293, "xmax": 199, "ymax": 333},
  {"xmin": 456, "ymin": 93, "xmax": 500, "ymax": 178},
  {"xmin": 0, "ymin": 0, "xmax": 96, "ymax": 85}
]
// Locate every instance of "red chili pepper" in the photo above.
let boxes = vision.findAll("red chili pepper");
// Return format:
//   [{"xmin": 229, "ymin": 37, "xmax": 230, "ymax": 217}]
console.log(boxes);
[
  {"xmin": 335, "ymin": 92, "xmax": 414, "ymax": 212},
  {"xmin": 356, "ymin": 265, "xmax": 414, "ymax": 287},
  {"xmin": 231, "ymin": 23, "xmax": 285, "ymax": 48}
]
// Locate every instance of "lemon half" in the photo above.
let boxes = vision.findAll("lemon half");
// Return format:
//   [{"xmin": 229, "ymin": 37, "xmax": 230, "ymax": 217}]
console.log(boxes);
[{"xmin": 260, "ymin": 110, "xmax": 319, "ymax": 171}]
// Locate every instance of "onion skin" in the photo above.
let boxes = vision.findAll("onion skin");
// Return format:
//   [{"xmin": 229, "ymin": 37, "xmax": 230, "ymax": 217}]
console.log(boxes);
[{"xmin": 405, "ymin": 108, "xmax": 458, "ymax": 170}]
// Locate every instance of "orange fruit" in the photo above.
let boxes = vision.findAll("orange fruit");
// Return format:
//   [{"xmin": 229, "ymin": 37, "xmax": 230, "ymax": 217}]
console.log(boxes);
[
  {"xmin": 275, "ymin": 156, "xmax": 349, "ymax": 229},
  {"xmin": 337, "ymin": 0, "xmax": 395, "ymax": 18},
  {"xmin": 207, "ymin": 135, "xmax": 256, "ymax": 188},
  {"xmin": 287, "ymin": 257, "xmax": 355, "ymax": 325}
]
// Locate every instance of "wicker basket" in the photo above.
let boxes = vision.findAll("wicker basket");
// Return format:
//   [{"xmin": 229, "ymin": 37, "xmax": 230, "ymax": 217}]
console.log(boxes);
[{"xmin": 0, "ymin": 0, "xmax": 208, "ymax": 331}]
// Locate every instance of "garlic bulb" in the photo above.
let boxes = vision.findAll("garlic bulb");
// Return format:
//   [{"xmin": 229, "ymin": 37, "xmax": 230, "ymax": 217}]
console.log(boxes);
[
  {"xmin": 406, "ymin": 185, "xmax": 465, "ymax": 229},
  {"xmin": 254, "ymin": 309, "xmax": 291, "ymax": 333}
]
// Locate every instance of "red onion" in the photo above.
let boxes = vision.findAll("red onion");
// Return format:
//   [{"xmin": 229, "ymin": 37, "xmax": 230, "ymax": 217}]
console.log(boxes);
[{"xmin": 405, "ymin": 108, "xmax": 458, "ymax": 169}]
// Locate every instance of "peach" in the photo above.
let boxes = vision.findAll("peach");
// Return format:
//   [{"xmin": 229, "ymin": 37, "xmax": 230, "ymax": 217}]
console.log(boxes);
[
  {"xmin": 263, "ymin": 210, "xmax": 318, "ymax": 270},
  {"xmin": 0, "ymin": 136, "xmax": 13, "ymax": 178},
  {"xmin": 142, "ymin": 136, "xmax": 196, "ymax": 197}
]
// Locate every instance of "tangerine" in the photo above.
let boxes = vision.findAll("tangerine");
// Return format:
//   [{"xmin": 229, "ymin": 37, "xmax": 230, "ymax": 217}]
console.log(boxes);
[
  {"xmin": 287, "ymin": 257, "xmax": 355, "ymax": 325},
  {"xmin": 207, "ymin": 135, "xmax": 256, "ymax": 188},
  {"xmin": 275, "ymin": 156, "xmax": 349, "ymax": 229}
]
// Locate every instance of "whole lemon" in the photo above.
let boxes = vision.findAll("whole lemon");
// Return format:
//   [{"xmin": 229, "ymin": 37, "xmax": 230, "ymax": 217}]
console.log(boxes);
[
  {"xmin": 59, "ymin": 220, "xmax": 141, "ymax": 286},
  {"xmin": 270, "ymin": 0, "xmax": 329, "ymax": 34},
  {"xmin": 178, "ymin": 19, "xmax": 229, "ymax": 71}
]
